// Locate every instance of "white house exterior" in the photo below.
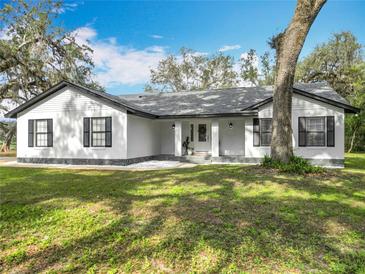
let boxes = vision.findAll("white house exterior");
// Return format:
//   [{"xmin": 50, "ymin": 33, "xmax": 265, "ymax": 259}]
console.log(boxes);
[{"xmin": 6, "ymin": 81, "xmax": 358, "ymax": 167}]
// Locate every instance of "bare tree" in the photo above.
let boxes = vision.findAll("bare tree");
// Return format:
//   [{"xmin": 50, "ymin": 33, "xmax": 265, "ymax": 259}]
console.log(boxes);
[{"xmin": 270, "ymin": 0, "xmax": 327, "ymax": 162}]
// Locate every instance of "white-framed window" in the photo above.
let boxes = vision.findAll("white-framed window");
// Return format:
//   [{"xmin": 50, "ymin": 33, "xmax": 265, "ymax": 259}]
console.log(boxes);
[
  {"xmin": 253, "ymin": 118, "xmax": 272, "ymax": 147},
  {"xmin": 298, "ymin": 116, "xmax": 335, "ymax": 147},
  {"xmin": 28, "ymin": 119, "xmax": 53, "ymax": 147},
  {"xmin": 83, "ymin": 117, "xmax": 112, "ymax": 147},
  {"xmin": 36, "ymin": 120, "xmax": 48, "ymax": 147},
  {"xmin": 92, "ymin": 118, "xmax": 107, "ymax": 147}
]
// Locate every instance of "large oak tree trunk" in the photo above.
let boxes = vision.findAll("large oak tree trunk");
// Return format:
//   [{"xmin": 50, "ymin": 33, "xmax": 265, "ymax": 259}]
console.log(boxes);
[
  {"xmin": 271, "ymin": 0, "xmax": 326, "ymax": 163},
  {"xmin": 0, "ymin": 124, "xmax": 15, "ymax": 152}
]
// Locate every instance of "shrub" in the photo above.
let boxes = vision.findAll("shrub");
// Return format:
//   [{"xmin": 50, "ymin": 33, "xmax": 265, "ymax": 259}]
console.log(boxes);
[{"xmin": 261, "ymin": 155, "xmax": 324, "ymax": 174}]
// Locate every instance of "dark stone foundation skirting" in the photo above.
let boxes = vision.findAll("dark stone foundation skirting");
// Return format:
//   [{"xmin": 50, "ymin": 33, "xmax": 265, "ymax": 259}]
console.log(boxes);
[
  {"xmin": 17, "ymin": 156, "xmax": 155, "ymax": 166},
  {"xmin": 17, "ymin": 155, "xmax": 344, "ymax": 168}
]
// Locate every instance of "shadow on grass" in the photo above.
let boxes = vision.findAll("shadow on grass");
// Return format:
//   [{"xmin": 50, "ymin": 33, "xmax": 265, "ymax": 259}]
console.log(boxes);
[
  {"xmin": 0, "ymin": 165, "xmax": 364, "ymax": 272},
  {"xmin": 345, "ymin": 153, "xmax": 365, "ymax": 174}
]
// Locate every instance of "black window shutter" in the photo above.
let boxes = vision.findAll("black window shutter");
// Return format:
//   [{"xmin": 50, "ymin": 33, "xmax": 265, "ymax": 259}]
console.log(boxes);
[
  {"xmin": 327, "ymin": 116, "xmax": 335, "ymax": 147},
  {"xmin": 253, "ymin": 118, "xmax": 260, "ymax": 147},
  {"xmin": 105, "ymin": 117, "xmax": 112, "ymax": 147},
  {"xmin": 28, "ymin": 120, "xmax": 34, "ymax": 147},
  {"xmin": 83, "ymin": 118, "xmax": 90, "ymax": 147},
  {"xmin": 298, "ymin": 117, "xmax": 306, "ymax": 147},
  {"xmin": 47, "ymin": 119, "xmax": 53, "ymax": 147}
]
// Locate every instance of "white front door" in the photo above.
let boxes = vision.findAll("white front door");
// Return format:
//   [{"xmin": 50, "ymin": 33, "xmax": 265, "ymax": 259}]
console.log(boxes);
[{"xmin": 195, "ymin": 122, "xmax": 211, "ymax": 152}]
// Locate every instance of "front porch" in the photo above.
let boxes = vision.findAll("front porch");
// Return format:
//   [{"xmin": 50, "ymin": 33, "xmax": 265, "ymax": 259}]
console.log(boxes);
[
  {"xmin": 167, "ymin": 118, "xmax": 249, "ymax": 158},
  {"xmin": 156, "ymin": 154, "xmax": 262, "ymax": 164}
]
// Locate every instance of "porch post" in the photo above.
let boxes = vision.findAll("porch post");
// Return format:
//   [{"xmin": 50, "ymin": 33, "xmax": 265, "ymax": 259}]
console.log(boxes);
[
  {"xmin": 211, "ymin": 120, "xmax": 219, "ymax": 157},
  {"xmin": 174, "ymin": 121, "xmax": 182, "ymax": 156}
]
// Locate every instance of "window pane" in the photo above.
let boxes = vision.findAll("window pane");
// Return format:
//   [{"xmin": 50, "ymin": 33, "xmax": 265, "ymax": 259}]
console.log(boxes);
[
  {"xmin": 92, "ymin": 132, "xmax": 105, "ymax": 146},
  {"xmin": 261, "ymin": 119, "xmax": 272, "ymax": 132},
  {"xmin": 198, "ymin": 124, "xmax": 207, "ymax": 142},
  {"xmin": 36, "ymin": 120, "xmax": 47, "ymax": 133},
  {"xmin": 36, "ymin": 133, "xmax": 48, "ymax": 147},
  {"xmin": 261, "ymin": 133, "xmax": 272, "ymax": 146},
  {"xmin": 190, "ymin": 124, "xmax": 194, "ymax": 142},
  {"xmin": 307, "ymin": 132, "xmax": 325, "ymax": 146},
  {"xmin": 92, "ymin": 118, "xmax": 106, "ymax": 132},
  {"xmin": 307, "ymin": 117, "xmax": 324, "ymax": 131}
]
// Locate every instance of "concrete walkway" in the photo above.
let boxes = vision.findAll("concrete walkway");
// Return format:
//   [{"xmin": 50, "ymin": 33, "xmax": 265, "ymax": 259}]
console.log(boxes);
[
  {"xmin": 0, "ymin": 157, "xmax": 16, "ymax": 164},
  {"xmin": 0, "ymin": 157, "xmax": 196, "ymax": 171}
]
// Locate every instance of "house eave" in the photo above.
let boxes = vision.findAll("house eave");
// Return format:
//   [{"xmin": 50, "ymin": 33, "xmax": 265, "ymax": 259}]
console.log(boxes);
[
  {"xmin": 293, "ymin": 88, "xmax": 360, "ymax": 114},
  {"xmin": 241, "ymin": 88, "xmax": 360, "ymax": 114},
  {"xmin": 156, "ymin": 111, "xmax": 258, "ymax": 119}
]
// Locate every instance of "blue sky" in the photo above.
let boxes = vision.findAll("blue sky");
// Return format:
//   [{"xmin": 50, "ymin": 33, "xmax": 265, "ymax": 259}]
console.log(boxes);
[{"xmin": 54, "ymin": 1, "xmax": 365, "ymax": 94}]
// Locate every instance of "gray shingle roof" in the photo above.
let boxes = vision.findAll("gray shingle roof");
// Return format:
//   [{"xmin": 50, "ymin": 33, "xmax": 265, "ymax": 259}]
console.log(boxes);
[
  {"xmin": 5, "ymin": 81, "xmax": 357, "ymax": 119},
  {"xmin": 118, "ymin": 82, "xmax": 353, "ymax": 116},
  {"xmin": 293, "ymin": 82, "xmax": 349, "ymax": 105}
]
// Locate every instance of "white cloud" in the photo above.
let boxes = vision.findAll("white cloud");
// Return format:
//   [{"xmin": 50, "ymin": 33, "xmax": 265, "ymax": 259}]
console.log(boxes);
[
  {"xmin": 218, "ymin": 44, "xmax": 241, "ymax": 52},
  {"xmin": 191, "ymin": 51, "xmax": 208, "ymax": 57},
  {"xmin": 54, "ymin": 2, "xmax": 79, "ymax": 14},
  {"xmin": 73, "ymin": 26, "xmax": 97, "ymax": 45},
  {"xmin": 72, "ymin": 27, "xmax": 167, "ymax": 87},
  {"xmin": 150, "ymin": 34, "xmax": 163, "ymax": 39},
  {"xmin": 65, "ymin": 3, "xmax": 79, "ymax": 8},
  {"xmin": 0, "ymin": 27, "xmax": 11, "ymax": 40},
  {"xmin": 145, "ymin": 45, "xmax": 167, "ymax": 53}
]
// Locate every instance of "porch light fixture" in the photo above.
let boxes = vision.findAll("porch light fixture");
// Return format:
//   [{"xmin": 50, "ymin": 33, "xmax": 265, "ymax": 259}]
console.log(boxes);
[
  {"xmin": 229, "ymin": 122, "xmax": 233, "ymax": 129},
  {"xmin": 172, "ymin": 123, "xmax": 175, "ymax": 129}
]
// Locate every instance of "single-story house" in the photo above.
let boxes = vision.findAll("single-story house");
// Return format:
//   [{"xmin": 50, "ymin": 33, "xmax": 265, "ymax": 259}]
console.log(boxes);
[{"xmin": 5, "ymin": 81, "xmax": 359, "ymax": 167}]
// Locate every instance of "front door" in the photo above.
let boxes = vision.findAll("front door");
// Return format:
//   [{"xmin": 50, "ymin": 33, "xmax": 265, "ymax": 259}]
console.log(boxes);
[{"xmin": 195, "ymin": 122, "xmax": 211, "ymax": 152}]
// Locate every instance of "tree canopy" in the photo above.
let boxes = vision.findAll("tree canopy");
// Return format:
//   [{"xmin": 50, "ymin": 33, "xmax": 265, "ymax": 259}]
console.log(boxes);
[
  {"xmin": 0, "ymin": 0, "xmax": 102, "ymax": 151},
  {"xmin": 0, "ymin": 0, "xmax": 102, "ymax": 103},
  {"xmin": 296, "ymin": 32, "xmax": 363, "ymax": 97},
  {"xmin": 145, "ymin": 48, "xmax": 238, "ymax": 92},
  {"xmin": 145, "ymin": 47, "xmax": 275, "ymax": 92},
  {"xmin": 240, "ymin": 49, "xmax": 259, "ymax": 86}
]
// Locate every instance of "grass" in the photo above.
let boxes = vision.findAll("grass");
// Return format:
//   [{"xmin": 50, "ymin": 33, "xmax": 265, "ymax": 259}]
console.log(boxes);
[
  {"xmin": 345, "ymin": 152, "xmax": 365, "ymax": 174},
  {"xmin": 0, "ymin": 154, "xmax": 364, "ymax": 273}
]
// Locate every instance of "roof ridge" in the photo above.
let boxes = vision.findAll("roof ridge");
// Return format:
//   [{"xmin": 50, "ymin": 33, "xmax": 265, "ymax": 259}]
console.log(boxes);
[
  {"xmin": 118, "ymin": 82, "xmax": 332, "ymax": 97},
  {"xmin": 118, "ymin": 85, "xmax": 274, "ymax": 97}
]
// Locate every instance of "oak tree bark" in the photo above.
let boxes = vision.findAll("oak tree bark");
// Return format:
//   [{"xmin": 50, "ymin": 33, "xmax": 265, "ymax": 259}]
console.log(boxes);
[
  {"xmin": 270, "ymin": 0, "xmax": 326, "ymax": 163},
  {"xmin": 0, "ymin": 124, "xmax": 15, "ymax": 152}
]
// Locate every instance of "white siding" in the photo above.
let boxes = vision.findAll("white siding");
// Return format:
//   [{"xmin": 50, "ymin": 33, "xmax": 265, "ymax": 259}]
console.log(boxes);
[
  {"xmin": 17, "ymin": 87, "xmax": 127, "ymax": 159},
  {"xmin": 127, "ymin": 115, "xmax": 160, "ymax": 158},
  {"xmin": 211, "ymin": 120, "xmax": 219, "ymax": 157},
  {"xmin": 219, "ymin": 118, "xmax": 245, "ymax": 156},
  {"xmin": 292, "ymin": 94, "xmax": 344, "ymax": 160},
  {"xmin": 245, "ymin": 94, "xmax": 345, "ymax": 160},
  {"xmin": 245, "ymin": 118, "xmax": 270, "ymax": 157},
  {"xmin": 159, "ymin": 121, "xmax": 175, "ymax": 154}
]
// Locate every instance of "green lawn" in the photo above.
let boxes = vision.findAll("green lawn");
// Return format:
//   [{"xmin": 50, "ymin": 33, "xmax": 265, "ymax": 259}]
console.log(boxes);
[{"xmin": 1, "ymin": 154, "xmax": 364, "ymax": 273}]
